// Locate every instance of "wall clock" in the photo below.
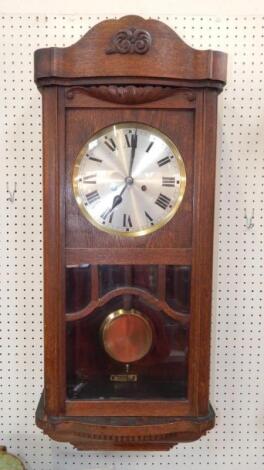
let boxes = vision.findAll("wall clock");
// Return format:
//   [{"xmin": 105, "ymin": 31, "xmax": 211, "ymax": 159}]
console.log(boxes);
[{"xmin": 34, "ymin": 15, "xmax": 227, "ymax": 451}]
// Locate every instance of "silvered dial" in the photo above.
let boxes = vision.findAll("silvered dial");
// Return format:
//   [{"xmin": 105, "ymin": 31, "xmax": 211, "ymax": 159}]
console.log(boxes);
[{"xmin": 73, "ymin": 122, "xmax": 186, "ymax": 237}]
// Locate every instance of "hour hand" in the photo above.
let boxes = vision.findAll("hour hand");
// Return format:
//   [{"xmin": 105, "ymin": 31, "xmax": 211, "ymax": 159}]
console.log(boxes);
[
  {"xmin": 108, "ymin": 182, "xmax": 128, "ymax": 214},
  {"xmin": 101, "ymin": 189, "xmax": 125, "ymax": 222},
  {"xmin": 111, "ymin": 194, "xmax": 123, "ymax": 211}
]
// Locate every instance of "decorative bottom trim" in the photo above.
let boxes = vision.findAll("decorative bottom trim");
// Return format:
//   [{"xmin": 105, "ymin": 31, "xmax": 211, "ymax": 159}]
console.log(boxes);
[{"xmin": 36, "ymin": 393, "xmax": 215, "ymax": 451}]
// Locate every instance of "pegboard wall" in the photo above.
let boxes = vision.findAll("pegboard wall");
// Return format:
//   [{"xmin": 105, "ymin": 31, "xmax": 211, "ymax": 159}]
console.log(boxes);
[{"xmin": 0, "ymin": 13, "xmax": 264, "ymax": 470}]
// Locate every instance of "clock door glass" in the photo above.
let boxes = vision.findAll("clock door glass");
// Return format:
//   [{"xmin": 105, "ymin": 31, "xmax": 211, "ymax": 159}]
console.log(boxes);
[
  {"xmin": 66, "ymin": 264, "xmax": 191, "ymax": 401},
  {"xmin": 73, "ymin": 122, "xmax": 186, "ymax": 237}
]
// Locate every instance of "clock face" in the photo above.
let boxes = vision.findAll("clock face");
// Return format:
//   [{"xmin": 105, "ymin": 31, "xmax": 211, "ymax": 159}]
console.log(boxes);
[{"xmin": 73, "ymin": 122, "xmax": 186, "ymax": 237}]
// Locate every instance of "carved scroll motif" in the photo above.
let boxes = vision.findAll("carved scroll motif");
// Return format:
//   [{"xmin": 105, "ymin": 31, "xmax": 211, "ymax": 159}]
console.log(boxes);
[{"xmin": 106, "ymin": 27, "xmax": 152, "ymax": 54}]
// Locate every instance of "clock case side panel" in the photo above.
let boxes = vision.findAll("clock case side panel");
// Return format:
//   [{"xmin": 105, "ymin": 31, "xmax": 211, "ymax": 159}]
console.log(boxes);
[
  {"xmin": 189, "ymin": 89, "xmax": 218, "ymax": 416},
  {"xmin": 41, "ymin": 86, "xmax": 66, "ymax": 416}
]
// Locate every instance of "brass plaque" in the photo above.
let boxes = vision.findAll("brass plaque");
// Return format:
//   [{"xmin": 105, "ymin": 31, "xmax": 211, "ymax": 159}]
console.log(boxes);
[{"xmin": 110, "ymin": 374, "xmax": 138, "ymax": 382}]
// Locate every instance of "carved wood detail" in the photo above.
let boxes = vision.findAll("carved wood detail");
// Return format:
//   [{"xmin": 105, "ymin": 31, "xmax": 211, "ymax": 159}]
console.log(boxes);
[
  {"xmin": 66, "ymin": 286, "xmax": 190, "ymax": 325},
  {"xmin": 36, "ymin": 395, "xmax": 215, "ymax": 451},
  {"xmin": 66, "ymin": 85, "xmax": 176, "ymax": 104},
  {"xmin": 106, "ymin": 27, "xmax": 152, "ymax": 54},
  {"xmin": 35, "ymin": 15, "xmax": 227, "ymax": 84}
]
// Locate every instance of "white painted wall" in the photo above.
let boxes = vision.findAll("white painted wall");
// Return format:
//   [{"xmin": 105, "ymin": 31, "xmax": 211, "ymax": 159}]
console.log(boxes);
[
  {"xmin": 1, "ymin": 0, "xmax": 264, "ymax": 15},
  {"xmin": 1, "ymin": 5, "xmax": 264, "ymax": 470}
]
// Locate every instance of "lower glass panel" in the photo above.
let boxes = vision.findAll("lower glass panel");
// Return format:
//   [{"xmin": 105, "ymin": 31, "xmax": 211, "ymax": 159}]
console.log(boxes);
[
  {"xmin": 99, "ymin": 265, "xmax": 158, "ymax": 295},
  {"xmin": 166, "ymin": 266, "xmax": 191, "ymax": 313},
  {"xmin": 66, "ymin": 295, "xmax": 189, "ymax": 401},
  {"xmin": 66, "ymin": 265, "xmax": 91, "ymax": 313}
]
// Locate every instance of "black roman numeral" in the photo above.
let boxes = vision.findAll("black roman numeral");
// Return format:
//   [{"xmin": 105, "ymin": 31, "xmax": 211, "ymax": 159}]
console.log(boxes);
[
  {"xmin": 145, "ymin": 211, "xmax": 154, "ymax": 225},
  {"xmin": 146, "ymin": 141, "xmax": 154, "ymax": 153},
  {"xmin": 86, "ymin": 190, "xmax": 100, "ymax": 205},
  {"xmin": 104, "ymin": 138, "xmax": 117, "ymax": 152},
  {"xmin": 155, "ymin": 193, "xmax": 171, "ymax": 210},
  {"xmin": 83, "ymin": 174, "xmax": 97, "ymax": 184},
  {"xmin": 125, "ymin": 133, "xmax": 137, "ymax": 148},
  {"xmin": 87, "ymin": 155, "xmax": 102, "ymax": 163},
  {"xmin": 123, "ymin": 214, "xmax": 133, "ymax": 231},
  {"xmin": 162, "ymin": 176, "xmax": 175, "ymax": 187},
  {"xmin": 157, "ymin": 156, "xmax": 172, "ymax": 167}
]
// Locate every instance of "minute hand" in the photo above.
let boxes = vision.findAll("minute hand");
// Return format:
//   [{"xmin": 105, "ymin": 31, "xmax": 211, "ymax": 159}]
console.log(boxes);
[{"xmin": 128, "ymin": 133, "xmax": 137, "ymax": 177}]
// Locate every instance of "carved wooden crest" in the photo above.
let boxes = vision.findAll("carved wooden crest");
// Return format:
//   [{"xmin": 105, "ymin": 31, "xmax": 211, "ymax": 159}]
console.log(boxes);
[
  {"xmin": 106, "ymin": 27, "xmax": 152, "ymax": 54},
  {"xmin": 34, "ymin": 15, "xmax": 227, "ymax": 86}
]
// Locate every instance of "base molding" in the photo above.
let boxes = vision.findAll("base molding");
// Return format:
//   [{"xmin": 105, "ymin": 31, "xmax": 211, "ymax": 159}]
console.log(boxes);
[{"xmin": 36, "ymin": 394, "xmax": 215, "ymax": 451}]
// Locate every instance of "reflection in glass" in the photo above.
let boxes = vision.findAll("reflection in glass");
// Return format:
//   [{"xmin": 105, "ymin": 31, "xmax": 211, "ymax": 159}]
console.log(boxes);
[
  {"xmin": 66, "ymin": 295, "xmax": 189, "ymax": 401},
  {"xmin": 99, "ymin": 265, "xmax": 158, "ymax": 295},
  {"xmin": 66, "ymin": 265, "xmax": 91, "ymax": 313},
  {"xmin": 166, "ymin": 266, "xmax": 191, "ymax": 313}
]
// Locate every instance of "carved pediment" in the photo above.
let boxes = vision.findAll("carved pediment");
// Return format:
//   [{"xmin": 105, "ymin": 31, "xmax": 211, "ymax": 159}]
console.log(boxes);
[{"xmin": 35, "ymin": 15, "xmax": 227, "ymax": 86}]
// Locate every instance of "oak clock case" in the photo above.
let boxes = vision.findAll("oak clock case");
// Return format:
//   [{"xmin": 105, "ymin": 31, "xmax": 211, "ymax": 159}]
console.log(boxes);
[{"xmin": 34, "ymin": 15, "xmax": 227, "ymax": 451}]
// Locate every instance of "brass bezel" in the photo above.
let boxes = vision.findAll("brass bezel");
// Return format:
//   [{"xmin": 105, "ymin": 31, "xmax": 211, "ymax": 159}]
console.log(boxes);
[
  {"xmin": 101, "ymin": 308, "xmax": 153, "ymax": 363},
  {"xmin": 72, "ymin": 122, "xmax": 186, "ymax": 237}
]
